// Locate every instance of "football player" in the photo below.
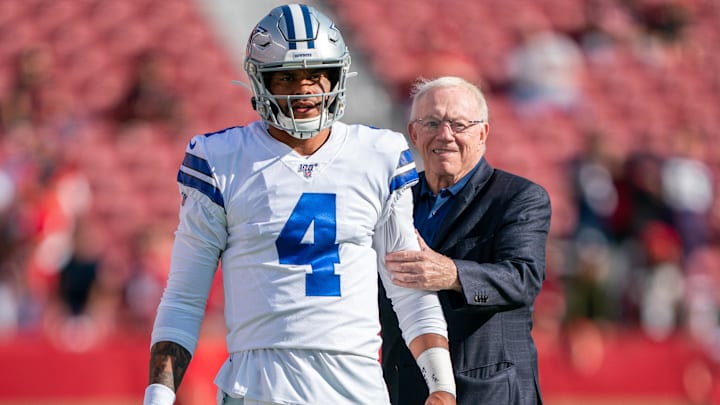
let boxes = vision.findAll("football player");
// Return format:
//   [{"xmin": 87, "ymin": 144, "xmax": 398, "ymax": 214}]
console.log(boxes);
[{"xmin": 143, "ymin": 4, "xmax": 455, "ymax": 405}]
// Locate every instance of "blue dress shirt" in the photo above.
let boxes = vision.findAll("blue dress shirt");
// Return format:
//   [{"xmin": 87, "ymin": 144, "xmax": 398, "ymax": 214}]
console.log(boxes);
[{"xmin": 414, "ymin": 163, "xmax": 479, "ymax": 246}]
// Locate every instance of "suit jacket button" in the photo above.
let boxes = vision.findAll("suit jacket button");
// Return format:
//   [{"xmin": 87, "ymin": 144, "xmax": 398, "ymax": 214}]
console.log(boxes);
[{"xmin": 475, "ymin": 291, "xmax": 488, "ymax": 303}]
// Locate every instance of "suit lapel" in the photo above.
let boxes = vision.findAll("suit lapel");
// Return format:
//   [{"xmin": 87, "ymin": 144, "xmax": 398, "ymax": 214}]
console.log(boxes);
[{"xmin": 425, "ymin": 158, "xmax": 495, "ymax": 250}]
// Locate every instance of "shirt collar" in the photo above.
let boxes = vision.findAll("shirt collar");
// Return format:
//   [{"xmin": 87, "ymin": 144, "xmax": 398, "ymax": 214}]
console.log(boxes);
[{"xmin": 420, "ymin": 161, "xmax": 481, "ymax": 198}]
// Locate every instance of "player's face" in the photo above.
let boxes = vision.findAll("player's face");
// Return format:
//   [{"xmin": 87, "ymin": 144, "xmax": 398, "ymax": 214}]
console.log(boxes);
[
  {"xmin": 267, "ymin": 69, "xmax": 332, "ymax": 119},
  {"xmin": 408, "ymin": 86, "xmax": 489, "ymax": 191}
]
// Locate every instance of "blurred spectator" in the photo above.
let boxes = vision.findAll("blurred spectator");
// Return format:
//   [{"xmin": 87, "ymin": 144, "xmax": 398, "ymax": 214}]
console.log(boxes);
[
  {"xmin": 0, "ymin": 46, "xmax": 55, "ymax": 133},
  {"xmin": 109, "ymin": 50, "xmax": 183, "ymax": 131},
  {"xmin": 579, "ymin": 0, "xmax": 640, "ymax": 64},
  {"xmin": 563, "ymin": 227, "xmax": 616, "ymax": 323},
  {"xmin": 564, "ymin": 131, "xmax": 624, "ymax": 323},
  {"xmin": 0, "ymin": 123, "xmax": 64, "ymax": 331},
  {"xmin": 636, "ymin": 221, "xmax": 685, "ymax": 340},
  {"xmin": 621, "ymin": 0, "xmax": 694, "ymax": 68},
  {"xmin": 629, "ymin": 0, "xmax": 691, "ymax": 44},
  {"xmin": 20, "ymin": 157, "xmax": 93, "ymax": 335},
  {"xmin": 683, "ymin": 246, "xmax": 720, "ymax": 359},
  {"xmin": 660, "ymin": 128, "xmax": 714, "ymax": 256},
  {"xmin": 56, "ymin": 219, "xmax": 102, "ymax": 317},
  {"xmin": 0, "ymin": 169, "xmax": 20, "ymax": 336},
  {"xmin": 506, "ymin": 13, "xmax": 586, "ymax": 117},
  {"xmin": 42, "ymin": 217, "xmax": 125, "ymax": 351},
  {"xmin": 569, "ymin": 130, "xmax": 621, "ymax": 239},
  {"xmin": 610, "ymin": 151, "xmax": 674, "ymax": 242}
]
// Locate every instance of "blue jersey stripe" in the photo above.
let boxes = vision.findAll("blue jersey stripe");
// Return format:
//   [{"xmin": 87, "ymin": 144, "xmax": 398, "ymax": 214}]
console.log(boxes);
[
  {"xmin": 182, "ymin": 153, "xmax": 213, "ymax": 177},
  {"xmin": 390, "ymin": 168, "xmax": 419, "ymax": 194},
  {"xmin": 397, "ymin": 149, "xmax": 414, "ymax": 168},
  {"xmin": 300, "ymin": 4, "xmax": 315, "ymax": 48},
  {"xmin": 203, "ymin": 126, "xmax": 239, "ymax": 137},
  {"xmin": 282, "ymin": 5, "xmax": 297, "ymax": 49},
  {"xmin": 177, "ymin": 171, "xmax": 225, "ymax": 208}
]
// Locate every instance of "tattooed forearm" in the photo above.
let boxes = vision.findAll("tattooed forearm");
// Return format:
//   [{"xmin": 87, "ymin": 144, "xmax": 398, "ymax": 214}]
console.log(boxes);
[{"xmin": 148, "ymin": 341, "xmax": 192, "ymax": 391}]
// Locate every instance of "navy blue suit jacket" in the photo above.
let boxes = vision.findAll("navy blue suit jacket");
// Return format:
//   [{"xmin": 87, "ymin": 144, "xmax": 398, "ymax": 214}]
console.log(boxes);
[{"xmin": 380, "ymin": 158, "xmax": 551, "ymax": 405}]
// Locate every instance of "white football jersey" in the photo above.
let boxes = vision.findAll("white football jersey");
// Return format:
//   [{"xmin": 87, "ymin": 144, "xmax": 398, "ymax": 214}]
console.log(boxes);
[{"xmin": 151, "ymin": 120, "xmax": 447, "ymax": 403}]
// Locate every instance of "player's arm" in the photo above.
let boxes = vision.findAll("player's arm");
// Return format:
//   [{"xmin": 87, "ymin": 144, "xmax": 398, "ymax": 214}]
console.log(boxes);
[
  {"xmin": 143, "ymin": 188, "xmax": 225, "ymax": 404},
  {"xmin": 376, "ymin": 187, "xmax": 456, "ymax": 401},
  {"xmin": 145, "ymin": 341, "xmax": 192, "ymax": 404},
  {"xmin": 408, "ymin": 334, "xmax": 456, "ymax": 404},
  {"xmin": 144, "ymin": 140, "xmax": 229, "ymax": 404},
  {"xmin": 143, "ymin": 192, "xmax": 224, "ymax": 403},
  {"xmin": 382, "ymin": 261, "xmax": 457, "ymax": 402}
]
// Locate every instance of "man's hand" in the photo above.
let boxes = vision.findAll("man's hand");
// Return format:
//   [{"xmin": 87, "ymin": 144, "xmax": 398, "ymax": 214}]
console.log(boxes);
[
  {"xmin": 426, "ymin": 390, "xmax": 456, "ymax": 405},
  {"xmin": 385, "ymin": 232, "xmax": 461, "ymax": 292}
]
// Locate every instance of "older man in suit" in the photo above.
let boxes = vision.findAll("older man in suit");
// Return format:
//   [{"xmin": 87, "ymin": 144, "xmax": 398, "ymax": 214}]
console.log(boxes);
[{"xmin": 380, "ymin": 76, "xmax": 551, "ymax": 405}]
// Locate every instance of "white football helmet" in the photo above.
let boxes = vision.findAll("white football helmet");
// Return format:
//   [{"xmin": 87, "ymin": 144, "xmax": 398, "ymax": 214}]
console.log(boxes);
[{"xmin": 244, "ymin": 4, "xmax": 352, "ymax": 139}]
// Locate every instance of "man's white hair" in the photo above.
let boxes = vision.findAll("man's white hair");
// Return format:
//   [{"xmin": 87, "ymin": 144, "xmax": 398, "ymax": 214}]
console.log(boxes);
[{"xmin": 409, "ymin": 76, "xmax": 489, "ymax": 122}]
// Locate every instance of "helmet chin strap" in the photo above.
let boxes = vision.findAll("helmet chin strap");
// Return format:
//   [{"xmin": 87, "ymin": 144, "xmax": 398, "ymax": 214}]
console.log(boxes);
[
  {"xmin": 275, "ymin": 109, "xmax": 329, "ymax": 140},
  {"xmin": 275, "ymin": 98, "xmax": 328, "ymax": 139}
]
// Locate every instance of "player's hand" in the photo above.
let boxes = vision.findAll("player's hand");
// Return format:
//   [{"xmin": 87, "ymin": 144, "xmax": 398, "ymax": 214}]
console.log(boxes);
[
  {"xmin": 425, "ymin": 390, "xmax": 456, "ymax": 405},
  {"xmin": 385, "ymin": 232, "xmax": 460, "ymax": 292}
]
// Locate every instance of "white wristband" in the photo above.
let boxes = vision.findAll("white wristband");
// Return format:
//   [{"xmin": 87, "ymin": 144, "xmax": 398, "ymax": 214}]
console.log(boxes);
[
  {"xmin": 144, "ymin": 383, "xmax": 176, "ymax": 405},
  {"xmin": 416, "ymin": 347, "xmax": 456, "ymax": 398}
]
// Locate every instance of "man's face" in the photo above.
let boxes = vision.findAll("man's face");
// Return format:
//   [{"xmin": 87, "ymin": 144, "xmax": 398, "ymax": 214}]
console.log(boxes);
[
  {"xmin": 408, "ymin": 86, "xmax": 488, "ymax": 189},
  {"xmin": 267, "ymin": 68, "xmax": 332, "ymax": 119}
]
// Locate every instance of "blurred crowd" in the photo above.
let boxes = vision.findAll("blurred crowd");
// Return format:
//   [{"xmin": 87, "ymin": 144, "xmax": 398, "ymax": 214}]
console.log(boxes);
[
  {"xmin": 490, "ymin": 0, "xmax": 720, "ymax": 367},
  {"xmin": 0, "ymin": 1, "xmax": 718, "ymax": 384},
  {"xmin": 0, "ymin": 44, "xmax": 189, "ymax": 350},
  {"xmin": 558, "ymin": 127, "xmax": 720, "ymax": 349}
]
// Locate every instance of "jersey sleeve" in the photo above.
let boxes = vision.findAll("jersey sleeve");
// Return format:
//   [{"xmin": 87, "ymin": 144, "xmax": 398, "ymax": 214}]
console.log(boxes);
[
  {"xmin": 390, "ymin": 148, "xmax": 419, "ymax": 196},
  {"xmin": 374, "ymin": 148, "xmax": 448, "ymax": 345},
  {"xmin": 150, "ymin": 135, "xmax": 228, "ymax": 355}
]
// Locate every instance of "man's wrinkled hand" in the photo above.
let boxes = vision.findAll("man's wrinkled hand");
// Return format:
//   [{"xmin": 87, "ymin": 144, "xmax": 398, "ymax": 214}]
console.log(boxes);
[{"xmin": 385, "ymin": 232, "xmax": 460, "ymax": 291}]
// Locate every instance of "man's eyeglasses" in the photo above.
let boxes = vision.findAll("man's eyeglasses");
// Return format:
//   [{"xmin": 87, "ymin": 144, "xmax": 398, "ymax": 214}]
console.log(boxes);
[{"xmin": 412, "ymin": 118, "xmax": 485, "ymax": 134}]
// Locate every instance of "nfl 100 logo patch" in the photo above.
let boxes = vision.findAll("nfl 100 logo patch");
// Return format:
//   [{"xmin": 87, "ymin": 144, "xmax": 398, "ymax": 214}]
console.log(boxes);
[{"xmin": 298, "ymin": 163, "xmax": 319, "ymax": 178}]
